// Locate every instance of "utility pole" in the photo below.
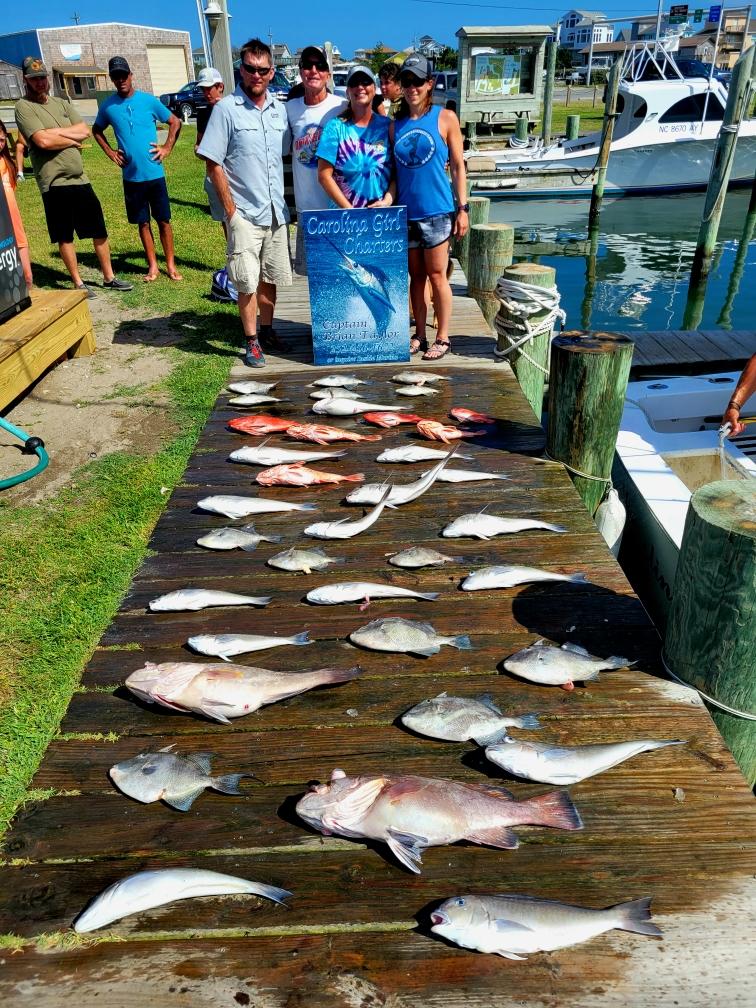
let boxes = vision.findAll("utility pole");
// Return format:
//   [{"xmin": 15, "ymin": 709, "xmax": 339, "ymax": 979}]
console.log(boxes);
[{"xmin": 204, "ymin": 0, "xmax": 234, "ymax": 93}]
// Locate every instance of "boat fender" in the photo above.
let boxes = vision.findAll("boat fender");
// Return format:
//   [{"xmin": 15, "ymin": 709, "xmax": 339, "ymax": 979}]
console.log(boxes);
[{"xmin": 595, "ymin": 487, "xmax": 626, "ymax": 558}]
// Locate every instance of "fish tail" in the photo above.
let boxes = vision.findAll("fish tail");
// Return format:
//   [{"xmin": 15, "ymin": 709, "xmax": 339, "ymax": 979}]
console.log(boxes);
[
  {"xmin": 318, "ymin": 665, "xmax": 363, "ymax": 684},
  {"xmin": 612, "ymin": 896, "xmax": 662, "ymax": 936},
  {"xmin": 568, "ymin": 572, "xmax": 590, "ymax": 583},
  {"xmin": 292, "ymin": 631, "xmax": 313, "ymax": 646},
  {"xmin": 545, "ymin": 523, "xmax": 567, "ymax": 532},
  {"xmin": 418, "ymin": 591, "xmax": 440, "ymax": 601},
  {"xmin": 343, "ymin": 473, "xmax": 366, "ymax": 482},
  {"xmin": 297, "ymin": 504, "xmax": 319, "ymax": 511},
  {"xmin": 212, "ymin": 772, "xmax": 251, "ymax": 796},
  {"xmin": 520, "ymin": 789, "xmax": 583, "ymax": 830},
  {"xmin": 606, "ymin": 655, "xmax": 632, "ymax": 669},
  {"xmin": 452, "ymin": 634, "xmax": 474, "ymax": 651},
  {"xmin": 363, "ymin": 434, "xmax": 382, "ymax": 442},
  {"xmin": 244, "ymin": 882, "xmax": 293, "ymax": 907},
  {"xmin": 516, "ymin": 713, "xmax": 542, "ymax": 730},
  {"xmin": 262, "ymin": 534, "xmax": 284, "ymax": 544}
]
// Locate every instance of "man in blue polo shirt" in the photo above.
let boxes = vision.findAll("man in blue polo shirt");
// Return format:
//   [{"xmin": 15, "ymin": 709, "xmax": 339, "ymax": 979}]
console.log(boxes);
[{"xmin": 93, "ymin": 56, "xmax": 183, "ymax": 281}]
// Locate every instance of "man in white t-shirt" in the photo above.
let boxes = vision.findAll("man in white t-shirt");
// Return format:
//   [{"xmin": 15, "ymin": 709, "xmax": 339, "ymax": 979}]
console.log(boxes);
[{"xmin": 286, "ymin": 45, "xmax": 345, "ymax": 274}]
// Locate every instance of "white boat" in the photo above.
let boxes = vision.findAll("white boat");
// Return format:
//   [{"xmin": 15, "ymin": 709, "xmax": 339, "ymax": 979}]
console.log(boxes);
[
  {"xmin": 613, "ymin": 371, "xmax": 756, "ymax": 628},
  {"xmin": 467, "ymin": 42, "xmax": 756, "ymax": 199}
]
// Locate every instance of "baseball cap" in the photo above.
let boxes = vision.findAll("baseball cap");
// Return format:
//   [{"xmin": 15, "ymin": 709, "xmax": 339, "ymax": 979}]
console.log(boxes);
[
  {"xmin": 197, "ymin": 67, "xmax": 224, "ymax": 87},
  {"xmin": 108, "ymin": 56, "xmax": 131, "ymax": 76},
  {"xmin": 346, "ymin": 65, "xmax": 376, "ymax": 86},
  {"xmin": 22, "ymin": 56, "xmax": 47, "ymax": 78},
  {"xmin": 400, "ymin": 54, "xmax": 432, "ymax": 79},
  {"xmin": 299, "ymin": 45, "xmax": 328, "ymax": 67}
]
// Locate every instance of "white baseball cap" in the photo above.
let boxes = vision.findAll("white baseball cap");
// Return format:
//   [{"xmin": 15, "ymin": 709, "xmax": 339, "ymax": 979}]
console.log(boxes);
[{"xmin": 197, "ymin": 67, "xmax": 224, "ymax": 87}]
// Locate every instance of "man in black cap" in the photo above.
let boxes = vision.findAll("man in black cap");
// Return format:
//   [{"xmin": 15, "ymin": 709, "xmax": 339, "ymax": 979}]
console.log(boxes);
[
  {"xmin": 14, "ymin": 56, "xmax": 132, "ymax": 297},
  {"xmin": 93, "ymin": 56, "xmax": 183, "ymax": 281}
]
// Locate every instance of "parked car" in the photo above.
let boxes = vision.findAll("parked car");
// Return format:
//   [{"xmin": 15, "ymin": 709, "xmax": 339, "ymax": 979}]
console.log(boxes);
[
  {"xmin": 332, "ymin": 71, "xmax": 349, "ymax": 98},
  {"xmin": 159, "ymin": 81, "xmax": 207, "ymax": 122},
  {"xmin": 431, "ymin": 70, "xmax": 458, "ymax": 112}
]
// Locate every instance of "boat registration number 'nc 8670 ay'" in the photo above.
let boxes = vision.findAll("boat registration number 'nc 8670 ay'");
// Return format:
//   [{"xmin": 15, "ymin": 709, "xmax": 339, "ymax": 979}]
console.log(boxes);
[{"xmin": 658, "ymin": 123, "xmax": 700, "ymax": 134}]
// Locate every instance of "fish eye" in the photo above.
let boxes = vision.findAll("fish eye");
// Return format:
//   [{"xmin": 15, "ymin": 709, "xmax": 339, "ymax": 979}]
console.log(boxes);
[
  {"xmin": 141, "ymin": 765, "xmax": 158, "ymax": 775},
  {"xmin": 454, "ymin": 897, "xmax": 466, "ymax": 906}
]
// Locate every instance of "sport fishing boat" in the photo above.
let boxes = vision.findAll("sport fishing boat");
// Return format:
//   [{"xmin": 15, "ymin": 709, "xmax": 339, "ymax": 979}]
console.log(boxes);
[
  {"xmin": 612, "ymin": 371, "xmax": 756, "ymax": 628},
  {"xmin": 466, "ymin": 41, "xmax": 756, "ymax": 200}
]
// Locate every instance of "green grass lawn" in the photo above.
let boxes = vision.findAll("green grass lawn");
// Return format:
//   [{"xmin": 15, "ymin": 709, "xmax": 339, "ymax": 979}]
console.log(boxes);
[
  {"xmin": 550, "ymin": 98, "xmax": 606, "ymax": 136},
  {"xmin": 0, "ymin": 126, "xmax": 244, "ymax": 834}
]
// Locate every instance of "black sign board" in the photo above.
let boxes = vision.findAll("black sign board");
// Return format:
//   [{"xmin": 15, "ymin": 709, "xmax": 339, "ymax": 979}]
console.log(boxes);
[
  {"xmin": 669, "ymin": 4, "xmax": 689, "ymax": 23},
  {"xmin": 0, "ymin": 183, "xmax": 30, "ymax": 325}
]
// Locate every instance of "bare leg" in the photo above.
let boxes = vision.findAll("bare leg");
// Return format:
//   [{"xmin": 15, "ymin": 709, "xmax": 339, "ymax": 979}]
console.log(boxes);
[
  {"xmin": 237, "ymin": 292, "xmax": 258, "ymax": 339},
  {"xmin": 58, "ymin": 241, "xmax": 82, "ymax": 286},
  {"xmin": 92, "ymin": 236, "xmax": 115, "ymax": 283},
  {"xmin": 19, "ymin": 246, "xmax": 33, "ymax": 288},
  {"xmin": 157, "ymin": 220, "xmax": 182, "ymax": 280},
  {"xmin": 423, "ymin": 241, "xmax": 453, "ymax": 356},
  {"xmin": 138, "ymin": 222, "xmax": 159, "ymax": 281},
  {"xmin": 408, "ymin": 247, "xmax": 428, "ymax": 351},
  {"xmin": 257, "ymin": 281, "xmax": 277, "ymax": 326}
]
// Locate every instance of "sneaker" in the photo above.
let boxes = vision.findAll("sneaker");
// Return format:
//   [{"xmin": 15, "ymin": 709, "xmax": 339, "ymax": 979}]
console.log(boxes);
[
  {"xmin": 243, "ymin": 340, "xmax": 266, "ymax": 368},
  {"xmin": 103, "ymin": 276, "xmax": 133, "ymax": 291},
  {"xmin": 75, "ymin": 283, "xmax": 97, "ymax": 300},
  {"xmin": 258, "ymin": 327, "xmax": 290, "ymax": 352}
]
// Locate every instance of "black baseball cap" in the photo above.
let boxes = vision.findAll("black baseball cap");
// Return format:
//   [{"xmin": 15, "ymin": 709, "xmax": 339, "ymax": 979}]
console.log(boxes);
[
  {"xmin": 400, "ymin": 54, "xmax": 432, "ymax": 79},
  {"xmin": 299, "ymin": 46, "xmax": 328, "ymax": 67},
  {"xmin": 108, "ymin": 56, "xmax": 131, "ymax": 76}
]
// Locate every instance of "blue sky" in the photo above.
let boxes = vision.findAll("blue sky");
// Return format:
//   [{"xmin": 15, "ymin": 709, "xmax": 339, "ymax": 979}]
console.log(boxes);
[{"xmin": 5, "ymin": 2, "xmax": 648, "ymax": 57}]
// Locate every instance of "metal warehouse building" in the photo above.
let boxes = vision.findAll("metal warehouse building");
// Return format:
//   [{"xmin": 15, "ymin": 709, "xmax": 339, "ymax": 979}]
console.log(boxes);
[{"xmin": 0, "ymin": 23, "xmax": 192, "ymax": 100}]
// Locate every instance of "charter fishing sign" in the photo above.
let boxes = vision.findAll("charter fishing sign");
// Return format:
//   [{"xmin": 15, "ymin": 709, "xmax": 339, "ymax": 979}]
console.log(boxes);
[{"xmin": 301, "ymin": 206, "xmax": 409, "ymax": 366}]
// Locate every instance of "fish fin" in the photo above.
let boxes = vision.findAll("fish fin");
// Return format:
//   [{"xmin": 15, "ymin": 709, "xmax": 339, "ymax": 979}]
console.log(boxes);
[
  {"xmin": 561, "ymin": 681, "xmax": 576, "ymax": 691},
  {"xmin": 465, "ymin": 825, "xmax": 519, "ymax": 849},
  {"xmin": 325, "ymin": 777, "xmax": 388, "ymax": 829},
  {"xmin": 560, "ymin": 643, "xmax": 591, "ymax": 656},
  {"xmin": 476, "ymin": 693, "xmax": 502, "ymax": 714},
  {"xmin": 163, "ymin": 786, "xmax": 206, "ymax": 812},
  {"xmin": 541, "ymin": 746, "xmax": 577, "ymax": 761},
  {"xmin": 240, "ymin": 541, "xmax": 259, "ymax": 552},
  {"xmin": 496, "ymin": 951, "xmax": 528, "ymax": 961},
  {"xmin": 494, "ymin": 920, "xmax": 536, "ymax": 935},
  {"xmin": 473, "ymin": 727, "xmax": 510, "ymax": 746},
  {"xmin": 344, "ymin": 473, "xmax": 366, "ymax": 482},
  {"xmin": 452, "ymin": 635, "xmax": 474, "ymax": 651},
  {"xmin": 212, "ymin": 772, "xmax": 250, "ymax": 796},
  {"xmin": 412, "ymin": 645, "xmax": 441, "ymax": 657},
  {"xmin": 386, "ymin": 828, "xmax": 427, "ymax": 874},
  {"xmin": 581, "ymin": 668, "xmax": 601, "ymax": 682},
  {"xmin": 612, "ymin": 896, "xmax": 662, "ymax": 937},
  {"xmin": 186, "ymin": 752, "xmax": 215, "ymax": 774},
  {"xmin": 462, "ymin": 781, "xmax": 516, "ymax": 801},
  {"xmin": 198, "ymin": 699, "xmax": 235, "ymax": 724},
  {"xmin": 520, "ymin": 789, "xmax": 583, "ymax": 830},
  {"xmin": 241, "ymin": 522, "xmax": 258, "ymax": 533},
  {"xmin": 517, "ymin": 713, "xmax": 542, "ymax": 730},
  {"xmin": 292, "ymin": 631, "xmax": 313, "ymax": 645},
  {"xmin": 157, "ymin": 744, "xmax": 176, "ymax": 753}
]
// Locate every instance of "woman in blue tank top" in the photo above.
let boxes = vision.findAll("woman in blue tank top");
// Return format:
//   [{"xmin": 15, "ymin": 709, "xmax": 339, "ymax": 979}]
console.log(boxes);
[{"xmin": 391, "ymin": 55, "xmax": 468, "ymax": 360}]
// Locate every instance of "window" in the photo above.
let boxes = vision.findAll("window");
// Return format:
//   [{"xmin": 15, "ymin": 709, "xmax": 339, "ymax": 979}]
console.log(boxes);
[
  {"xmin": 72, "ymin": 76, "xmax": 82, "ymax": 95},
  {"xmin": 659, "ymin": 93, "xmax": 724, "ymax": 122},
  {"xmin": 86, "ymin": 76, "xmax": 95, "ymax": 89}
]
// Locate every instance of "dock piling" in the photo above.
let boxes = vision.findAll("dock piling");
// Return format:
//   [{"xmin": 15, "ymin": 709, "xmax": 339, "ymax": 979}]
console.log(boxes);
[
  {"xmin": 565, "ymin": 114, "xmax": 580, "ymax": 140},
  {"xmin": 542, "ymin": 39, "xmax": 557, "ymax": 146},
  {"xmin": 588, "ymin": 59, "xmax": 622, "ymax": 229},
  {"xmin": 452, "ymin": 196, "xmax": 490, "ymax": 282},
  {"xmin": 468, "ymin": 222, "xmax": 514, "ymax": 327}
]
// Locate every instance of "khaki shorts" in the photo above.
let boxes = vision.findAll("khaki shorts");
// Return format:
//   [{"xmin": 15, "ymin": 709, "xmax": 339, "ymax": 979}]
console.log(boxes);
[{"xmin": 226, "ymin": 214, "xmax": 292, "ymax": 294}]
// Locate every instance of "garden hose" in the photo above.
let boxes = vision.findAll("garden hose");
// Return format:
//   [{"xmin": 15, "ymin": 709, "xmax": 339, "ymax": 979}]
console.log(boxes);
[{"xmin": 0, "ymin": 416, "xmax": 49, "ymax": 490}]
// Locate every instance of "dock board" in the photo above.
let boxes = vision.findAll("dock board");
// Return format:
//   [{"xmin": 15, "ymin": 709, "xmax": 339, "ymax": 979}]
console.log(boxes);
[
  {"xmin": 1, "ymin": 278, "xmax": 754, "ymax": 1006},
  {"xmin": 628, "ymin": 329, "xmax": 754, "ymax": 374}
]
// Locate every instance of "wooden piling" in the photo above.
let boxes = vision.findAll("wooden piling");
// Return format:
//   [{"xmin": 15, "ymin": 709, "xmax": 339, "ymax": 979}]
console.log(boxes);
[
  {"xmin": 514, "ymin": 115, "xmax": 529, "ymax": 144},
  {"xmin": 546, "ymin": 331, "xmax": 634, "ymax": 516},
  {"xmin": 663, "ymin": 480, "xmax": 756, "ymax": 786},
  {"xmin": 565, "ymin": 114, "xmax": 580, "ymax": 140},
  {"xmin": 452, "ymin": 195, "xmax": 490, "ymax": 281},
  {"xmin": 542, "ymin": 39, "xmax": 557, "ymax": 146},
  {"xmin": 588, "ymin": 60, "xmax": 622, "ymax": 228},
  {"xmin": 494, "ymin": 262, "xmax": 557, "ymax": 420},
  {"xmin": 467, "ymin": 222, "xmax": 514, "ymax": 327}
]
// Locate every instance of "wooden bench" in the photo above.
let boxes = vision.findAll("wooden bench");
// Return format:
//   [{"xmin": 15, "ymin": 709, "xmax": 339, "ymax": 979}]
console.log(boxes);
[{"xmin": 0, "ymin": 288, "xmax": 94, "ymax": 410}]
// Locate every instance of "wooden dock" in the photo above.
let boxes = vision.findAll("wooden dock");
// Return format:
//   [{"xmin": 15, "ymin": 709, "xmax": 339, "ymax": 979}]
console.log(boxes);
[
  {"xmin": 628, "ymin": 329, "xmax": 754, "ymax": 375},
  {"xmin": 1, "ymin": 277, "xmax": 754, "ymax": 1006}
]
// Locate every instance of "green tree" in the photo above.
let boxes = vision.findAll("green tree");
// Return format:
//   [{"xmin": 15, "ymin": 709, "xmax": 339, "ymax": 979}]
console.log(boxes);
[
  {"xmin": 556, "ymin": 46, "xmax": 574, "ymax": 73},
  {"xmin": 367, "ymin": 41, "xmax": 398, "ymax": 74},
  {"xmin": 435, "ymin": 46, "xmax": 458, "ymax": 70}
]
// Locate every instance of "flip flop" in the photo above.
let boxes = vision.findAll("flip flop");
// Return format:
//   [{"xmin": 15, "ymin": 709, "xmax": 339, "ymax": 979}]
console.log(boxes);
[{"xmin": 422, "ymin": 340, "xmax": 451, "ymax": 361}]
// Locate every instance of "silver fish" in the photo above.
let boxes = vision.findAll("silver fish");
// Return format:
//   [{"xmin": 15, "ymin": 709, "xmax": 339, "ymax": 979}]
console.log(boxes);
[
  {"xmin": 377, "ymin": 445, "xmax": 473, "ymax": 463},
  {"xmin": 430, "ymin": 894, "xmax": 660, "ymax": 958},
  {"xmin": 196, "ymin": 524, "xmax": 282, "ymax": 552},
  {"xmin": 423, "ymin": 468, "xmax": 510, "ymax": 484},
  {"xmin": 502, "ymin": 640, "xmax": 632, "ymax": 690},
  {"xmin": 313, "ymin": 398, "xmax": 407, "ymax": 417},
  {"xmin": 125, "ymin": 661, "xmax": 361, "ymax": 722},
  {"xmin": 485, "ymin": 737, "xmax": 686, "ymax": 785},
  {"xmin": 227, "ymin": 380, "xmax": 278, "ymax": 395},
  {"xmin": 350, "ymin": 617, "xmax": 472, "ymax": 656},
  {"xmin": 230, "ymin": 445, "xmax": 347, "ymax": 466},
  {"xmin": 197, "ymin": 495, "xmax": 318, "ymax": 519},
  {"xmin": 74, "ymin": 868, "xmax": 291, "ymax": 933},
  {"xmin": 387, "ymin": 547, "xmax": 456, "ymax": 569},
  {"xmin": 305, "ymin": 486, "xmax": 392, "ymax": 540},
  {"xmin": 345, "ymin": 446, "xmax": 457, "ymax": 506},
  {"xmin": 395, "ymin": 384, "xmax": 439, "ymax": 397},
  {"xmin": 309, "ymin": 388, "xmax": 363, "ymax": 401},
  {"xmin": 187, "ymin": 631, "xmax": 312, "ymax": 660},
  {"xmin": 401, "ymin": 692, "xmax": 540, "ymax": 744},
  {"xmin": 391, "ymin": 371, "xmax": 449, "ymax": 385},
  {"xmin": 109, "ymin": 745, "xmax": 249, "ymax": 811},
  {"xmin": 296, "ymin": 768, "xmax": 582, "ymax": 873},
  {"xmin": 310, "ymin": 374, "xmax": 369, "ymax": 388},
  {"xmin": 148, "ymin": 588, "xmax": 271, "ymax": 611},
  {"xmin": 442, "ymin": 513, "xmax": 566, "ymax": 539},
  {"xmin": 228, "ymin": 393, "xmax": 288, "ymax": 407},
  {"xmin": 306, "ymin": 581, "xmax": 438, "ymax": 608},
  {"xmin": 461, "ymin": 566, "xmax": 589, "ymax": 591},
  {"xmin": 267, "ymin": 547, "xmax": 346, "ymax": 574}
]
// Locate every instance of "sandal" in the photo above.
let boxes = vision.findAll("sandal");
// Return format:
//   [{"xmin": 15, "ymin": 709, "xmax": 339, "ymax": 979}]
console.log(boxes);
[
  {"xmin": 410, "ymin": 335, "xmax": 428, "ymax": 355},
  {"xmin": 422, "ymin": 340, "xmax": 451, "ymax": 361}
]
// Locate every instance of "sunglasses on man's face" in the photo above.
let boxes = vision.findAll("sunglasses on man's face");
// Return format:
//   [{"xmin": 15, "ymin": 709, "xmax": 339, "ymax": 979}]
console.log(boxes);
[
  {"xmin": 400, "ymin": 75, "xmax": 426, "ymax": 87},
  {"xmin": 111, "ymin": 73, "xmax": 129, "ymax": 82},
  {"xmin": 301, "ymin": 61, "xmax": 328, "ymax": 71},
  {"xmin": 241, "ymin": 64, "xmax": 272, "ymax": 77}
]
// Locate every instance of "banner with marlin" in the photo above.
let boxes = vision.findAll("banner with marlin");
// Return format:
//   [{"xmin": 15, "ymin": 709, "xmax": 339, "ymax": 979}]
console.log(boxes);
[{"xmin": 301, "ymin": 207, "xmax": 410, "ymax": 366}]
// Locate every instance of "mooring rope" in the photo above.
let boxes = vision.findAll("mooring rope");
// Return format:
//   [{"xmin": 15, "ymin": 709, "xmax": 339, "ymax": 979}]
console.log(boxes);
[
  {"xmin": 661, "ymin": 652, "xmax": 756, "ymax": 721},
  {"xmin": 493, "ymin": 276, "xmax": 566, "ymax": 373},
  {"xmin": 542, "ymin": 451, "xmax": 611, "ymax": 484}
]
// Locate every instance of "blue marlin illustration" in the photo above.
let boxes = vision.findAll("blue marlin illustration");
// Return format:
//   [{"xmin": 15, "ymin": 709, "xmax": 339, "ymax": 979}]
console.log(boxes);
[{"xmin": 327, "ymin": 239, "xmax": 395, "ymax": 335}]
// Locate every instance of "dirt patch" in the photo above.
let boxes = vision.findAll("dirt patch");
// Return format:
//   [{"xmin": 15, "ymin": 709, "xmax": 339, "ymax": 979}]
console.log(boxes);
[{"xmin": 0, "ymin": 294, "xmax": 182, "ymax": 505}]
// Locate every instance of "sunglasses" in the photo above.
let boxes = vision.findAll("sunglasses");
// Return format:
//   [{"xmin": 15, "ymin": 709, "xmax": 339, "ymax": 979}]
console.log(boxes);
[
  {"xmin": 400, "ymin": 75, "xmax": 426, "ymax": 87},
  {"xmin": 241, "ymin": 63, "xmax": 272, "ymax": 76},
  {"xmin": 348, "ymin": 77, "xmax": 374, "ymax": 88},
  {"xmin": 300, "ymin": 60, "xmax": 328, "ymax": 71},
  {"xmin": 111, "ymin": 73, "xmax": 129, "ymax": 81}
]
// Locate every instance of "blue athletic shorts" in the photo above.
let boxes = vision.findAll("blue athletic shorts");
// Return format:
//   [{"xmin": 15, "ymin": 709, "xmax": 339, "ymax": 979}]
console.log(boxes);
[
  {"xmin": 123, "ymin": 177, "xmax": 171, "ymax": 225},
  {"xmin": 407, "ymin": 212, "xmax": 454, "ymax": 250}
]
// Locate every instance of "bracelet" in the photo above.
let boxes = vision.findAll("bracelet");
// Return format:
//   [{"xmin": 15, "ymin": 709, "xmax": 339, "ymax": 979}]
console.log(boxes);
[{"xmin": 728, "ymin": 400, "xmax": 742, "ymax": 411}]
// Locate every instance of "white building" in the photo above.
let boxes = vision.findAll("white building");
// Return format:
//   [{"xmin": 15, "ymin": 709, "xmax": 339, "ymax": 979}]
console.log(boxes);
[{"xmin": 559, "ymin": 9, "xmax": 613, "ymax": 62}]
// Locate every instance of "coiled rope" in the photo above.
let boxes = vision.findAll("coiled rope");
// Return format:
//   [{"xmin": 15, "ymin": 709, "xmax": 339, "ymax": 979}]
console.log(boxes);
[{"xmin": 493, "ymin": 276, "xmax": 566, "ymax": 374}]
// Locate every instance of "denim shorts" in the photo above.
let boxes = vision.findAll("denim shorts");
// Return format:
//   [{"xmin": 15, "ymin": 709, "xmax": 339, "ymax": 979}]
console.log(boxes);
[
  {"xmin": 123, "ymin": 177, "xmax": 171, "ymax": 225},
  {"xmin": 407, "ymin": 212, "xmax": 454, "ymax": 250}
]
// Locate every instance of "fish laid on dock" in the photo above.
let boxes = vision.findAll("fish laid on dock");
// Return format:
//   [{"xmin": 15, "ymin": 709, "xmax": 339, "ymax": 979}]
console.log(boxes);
[
  {"xmin": 387, "ymin": 547, "xmax": 457, "ymax": 568},
  {"xmin": 109, "ymin": 745, "xmax": 249, "ymax": 811},
  {"xmin": 267, "ymin": 547, "xmax": 345, "ymax": 574},
  {"xmin": 296, "ymin": 768, "xmax": 582, "ymax": 873},
  {"xmin": 305, "ymin": 486, "xmax": 392, "ymax": 540},
  {"xmin": 228, "ymin": 380, "xmax": 278, "ymax": 395},
  {"xmin": 196, "ymin": 525, "xmax": 283, "ymax": 551},
  {"xmin": 442, "ymin": 513, "xmax": 566, "ymax": 539},
  {"xmin": 125, "ymin": 661, "xmax": 361, "ymax": 721},
  {"xmin": 401, "ymin": 693, "xmax": 540, "ymax": 744},
  {"xmin": 230, "ymin": 445, "xmax": 347, "ymax": 466},
  {"xmin": 310, "ymin": 374, "xmax": 369, "ymax": 388},
  {"xmin": 395, "ymin": 385, "xmax": 440, "ymax": 397},
  {"xmin": 228, "ymin": 415, "xmax": 296, "ymax": 435},
  {"xmin": 430, "ymin": 894, "xmax": 660, "ymax": 958},
  {"xmin": 416, "ymin": 420, "xmax": 473, "ymax": 443},
  {"xmin": 502, "ymin": 640, "xmax": 633, "ymax": 690},
  {"xmin": 312, "ymin": 398, "xmax": 407, "ymax": 417},
  {"xmin": 425, "ymin": 468, "xmax": 510, "ymax": 484},
  {"xmin": 187, "ymin": 631, "xmax": 312, "ymax": 660},
  {"xmin": 461, "ymin": 566, "xmax": 589, "ymax": 591},
  {"xmin": 228, "ymin": 394, "xmax": 288, "ymax": 407},
  {"xmin": 74, "ymin": 868, "xmax": 291, "ymax": 932},
  {"xmin": 376, "ymin": 445, "xmax": 473, "ymax": 463},
  {"xmin": 306, "ymin": 582, "xmax": 439, "ymax": 609},
  {"xmin": 256, "ymin": 464, "xmax": 365, "ymax": 487},
  {"xmin": 392, "ymin": 371, "xmax": 449, "ymax": 385},
  {"xmin": 287, "ymin": 423, "xmax": 381, "ymax": 445},
  {"xmin": 449, "ymin": 407, "xmax": 496, "ymax": 424},
  {"xmin": 148, "ymin": 588, "xmax": 271, "ymax": 611},
  {"xmin": 362, "ymin": 411, "xmax": 427, "ymax": 428},
  {"xmin": 345, "ymin": 446, "xmax": 457, "ymax": 506},
  {"xmin": 349, "ymin": 617, "xmax": 472, "ymax": 656},
  {"xmin": 197, "ymin": 495, "xmax": 318, "ymax": 519},
  {"xmin": 309, "ymin": 388, "xmax": 363, "ymax": 401},
  {"xmin": 485, "ymin": 737, "xmax": 685, "ymax": 785}
]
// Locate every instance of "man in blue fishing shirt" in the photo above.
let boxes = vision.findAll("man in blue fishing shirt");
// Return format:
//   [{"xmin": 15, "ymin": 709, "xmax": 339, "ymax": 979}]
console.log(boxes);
[{"xmin": 93, "ymin": 56, "xmax": 183, "ymax": 281}]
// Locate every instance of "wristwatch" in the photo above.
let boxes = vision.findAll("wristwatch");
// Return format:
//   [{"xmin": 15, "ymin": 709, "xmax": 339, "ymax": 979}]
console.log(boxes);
[{"xmin": 458, "ymin": 203, "xmax": 470, "ymax": 212}]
